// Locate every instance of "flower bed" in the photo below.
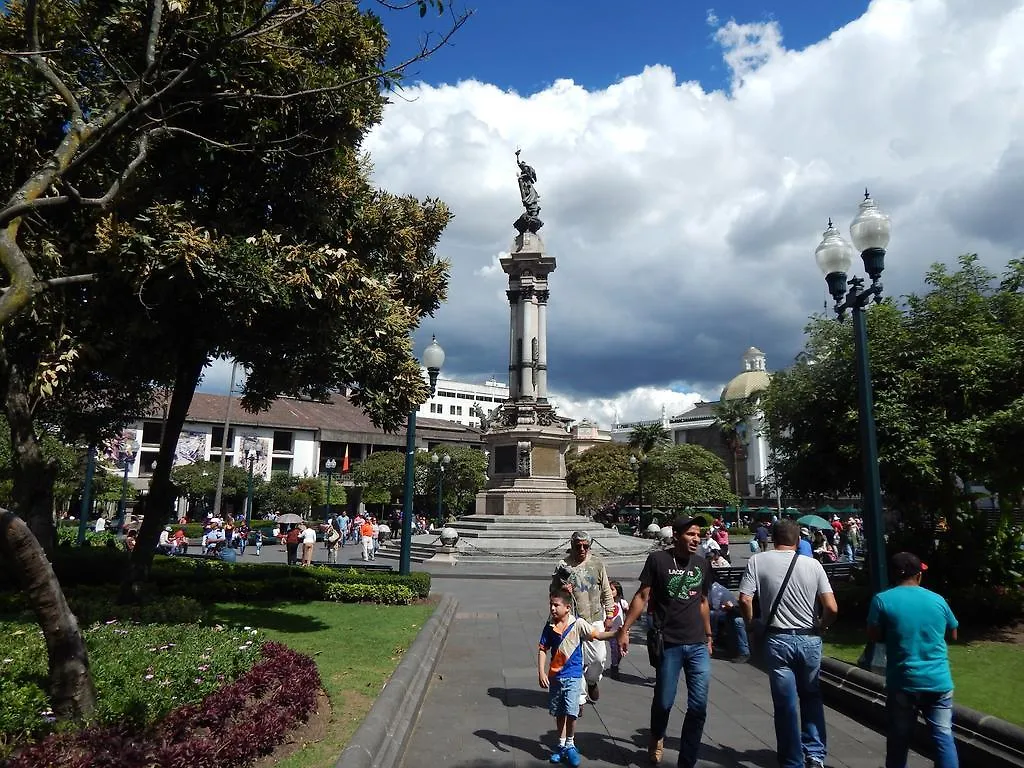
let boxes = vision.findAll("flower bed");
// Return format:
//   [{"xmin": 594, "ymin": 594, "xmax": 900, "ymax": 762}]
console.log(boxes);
[
  {"xmin": 3, "ymin": 641, "xmax": 319, "ymax": 768},
  {"xmin": 0, "ymin": 618, "xmax": 261, "ymax": 757}
]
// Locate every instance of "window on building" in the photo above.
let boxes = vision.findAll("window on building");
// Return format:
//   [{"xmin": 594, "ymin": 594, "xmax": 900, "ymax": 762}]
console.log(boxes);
[
  {"xmin": 211, "ymin": 426, "xmax": 235, "ymax": 450},
  {"xmin": 272, "ymin": 430, "xmax": 293, "ymax": 453},
  {"xmin": 456, "ymin": 406, "xmax": 463, "ymax": 416},
  {"xmin": 449, "ymin": 405, "xmax": 457, "ymax": 415},
  {"xmin": 271, "ymin": 457, "xmax": 292, "ymax": 475},
  {"xmin": 140, "ymin": 421, "xmax": 163, "ymax": 446},
  {"xmin": 139, "ymin": 451, "xmax": 159, "ymax": 476}
]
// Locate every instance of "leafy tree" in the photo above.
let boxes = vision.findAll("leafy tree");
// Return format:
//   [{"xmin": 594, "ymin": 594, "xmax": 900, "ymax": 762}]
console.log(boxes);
[
  {"xmin": 642, "ymin": 444, "xmax": 736, "ymax": 509},
  {"xmin": 566, "ymin": 443, "xmax": 637, "ymax": 515},
  {"xmin": 351, "ymin": 450, "xmax": 407, "ymax": 506},
  {"xmin": 423, "ymin": 446, "xmax": 486, "ymax": 520},
  {"xmin": 0, "ymin": 0, "xmax": 466, "ymax": 722},
  {"xmin": 628, "ymin": 423, "xmax": 670, "ymax": 454},
  {"xmin": 763, "ymin": 255, "xmax": 1024, "ymax": 585},
  {"xmin": 712, "ymin": 396, "xmax": 759, "ymax": 496}
]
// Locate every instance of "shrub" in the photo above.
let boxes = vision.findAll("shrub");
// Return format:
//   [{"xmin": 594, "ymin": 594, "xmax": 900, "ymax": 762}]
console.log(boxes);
[
  {"xmin": 55, "ymin": 526, "xmax": 120, "ymax": 550},
  {"xmin": 5, "ymin": 641, "xmax": 320, "ymax": 768},
  {"xmin": 324, "ymin": 582, "xmax": 415, "ymax": 604}
]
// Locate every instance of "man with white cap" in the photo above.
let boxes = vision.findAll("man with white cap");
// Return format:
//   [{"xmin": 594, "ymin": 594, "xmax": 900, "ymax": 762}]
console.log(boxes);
[{"xmin": 551, "ymin": 530, "xmax": 614, "ymax": 706}]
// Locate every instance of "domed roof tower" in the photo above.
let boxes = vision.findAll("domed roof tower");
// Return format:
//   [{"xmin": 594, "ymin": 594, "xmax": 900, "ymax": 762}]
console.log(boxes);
[{"xmin": 720, "ymin": 347, "xmax": 771, "ymax": 401}]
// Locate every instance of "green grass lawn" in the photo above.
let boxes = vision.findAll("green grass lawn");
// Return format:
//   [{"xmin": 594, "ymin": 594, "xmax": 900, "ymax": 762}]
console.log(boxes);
[
  {"xmin": 212, "ymin": 600, "xmax": 436, "ymax": 768},
  {"xmin": 824, "ymin": 626, "xmax": 1024, "ymax": 726}
]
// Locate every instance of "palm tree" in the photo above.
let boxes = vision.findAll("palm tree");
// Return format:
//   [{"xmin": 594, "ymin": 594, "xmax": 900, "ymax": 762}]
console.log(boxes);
[
  {"xmin": 628, "ymin": 423, "xmax": 670, "ymax": 454},
  {"xmin": 713, "ymin": 396, "xmax": 759, "ymax": 496}
]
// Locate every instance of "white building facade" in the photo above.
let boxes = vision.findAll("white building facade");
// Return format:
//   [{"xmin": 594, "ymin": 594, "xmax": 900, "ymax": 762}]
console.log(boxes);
[{"xmin": 417, "ymin": 375, "xmax": 509, "ymax": 428}]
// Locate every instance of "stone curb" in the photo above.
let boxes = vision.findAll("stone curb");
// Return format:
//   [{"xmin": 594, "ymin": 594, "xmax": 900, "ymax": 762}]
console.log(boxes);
[
  {"xmin": 334, "ymin": 593, "xmax": 458, "ymax": 768},
  {"xmin": 820, "ymin": 656, "xmax": 1024, "ymax": 768}
]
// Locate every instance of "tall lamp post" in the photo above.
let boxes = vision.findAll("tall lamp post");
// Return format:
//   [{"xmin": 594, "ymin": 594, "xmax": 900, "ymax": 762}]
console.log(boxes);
[
  {"xmin": 400, "ymin": 335, "xmax": 445, "ymax": 576},
  {"xmin": 323, "ymin": 458, "xmax": 337, "ymax": 519},
  {"xmin": 431, "ymin": 452, "xmax": 451, "ymax": 530},
  {"xmin": 629, "ymin": 455, "xmax": 647, "ymax": 527},
  {"xmin": 244, "ymin": 448, "xmax": 257, "ymax": 527},
  {"xmin": 814, "ymin": 190, "xmax": 891, "ymax": 601},
  {"xmin": 115, "ymin": 440, "xmax": 140, "ymax": 531}
]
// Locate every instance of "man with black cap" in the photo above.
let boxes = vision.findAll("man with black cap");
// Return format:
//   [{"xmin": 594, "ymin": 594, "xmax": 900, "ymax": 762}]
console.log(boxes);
[
  {"xmin": 616, "ymin": 516, "xmax": 714, "ymax": 766},
  {"xmin": 551, "ymin": 530, "xmax": 615, "ymax": 707},
  {"xmin": 868, "ymin": 552, "xmax": 960, "ymax": 768}
]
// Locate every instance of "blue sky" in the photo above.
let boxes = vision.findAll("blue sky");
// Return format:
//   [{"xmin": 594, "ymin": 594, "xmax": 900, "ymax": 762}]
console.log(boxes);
[{"xmin": 383, "ymin": 1, "xmax": 869, "ymax": 93}]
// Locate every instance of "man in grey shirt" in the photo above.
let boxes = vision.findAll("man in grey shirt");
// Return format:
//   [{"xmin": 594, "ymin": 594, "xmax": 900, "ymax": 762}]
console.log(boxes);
[{"xmin": 738, "ymin": 519, "xmax": 838, "ymax": 768}]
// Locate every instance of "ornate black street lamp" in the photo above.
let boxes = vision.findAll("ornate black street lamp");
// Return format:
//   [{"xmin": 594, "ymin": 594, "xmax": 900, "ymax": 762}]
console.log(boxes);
[
  {"xmin": 814, "ymin": 190, "xmax": 891, "ymax": 599},
  {"xmin": 324, "ymin": 457, "xmax": 337, "ymax": 520},
  {"xmin": 245, "ymin": 448, "xmax": 257, "ymax": 527},
  {"xmin": 431, "ymin": 452, "xmax": 451, "ymax": 529},
  {"xmin": 400, "ymin": 336, "xmax": 445, "ymax": 576}
]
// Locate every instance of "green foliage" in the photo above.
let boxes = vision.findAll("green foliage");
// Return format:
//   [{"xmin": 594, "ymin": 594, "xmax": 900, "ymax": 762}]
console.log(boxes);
[
  {"xmin": 55, "ymin": 525, "xmax": 119, "ymax": 550},
  {"xmin": 627, "ymin": 423, "xmax": 670, "ymax": 454},
  {"xmin": 643, "ymin": 444, "xmax": 737, "ymax": 508},
  {"xmin": 323, "ymin": 582, "xmax": 415, "ymax": 604},
  {"xmin": 566, "ymin": 443, "xmax": 637, "ymax": 514},
  {"xmin": 763, "ymin": 255, "xmax": 1024, "ymax": 586},
  {"xmin": 420, "ymin": 446, "xmax": 486, "ymax": 518},
  {"xmin": 0, "ymin": 619, "xmax": 261, "ymax": 754},
  {"xmin": 351, "ymin": 450, "xmax": 407, "ymax": 505}
]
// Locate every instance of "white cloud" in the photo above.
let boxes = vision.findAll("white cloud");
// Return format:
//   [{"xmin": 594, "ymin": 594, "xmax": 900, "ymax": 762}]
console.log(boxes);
[
  {"xmin": 551, "ymin": 385, "xmax": 708, "ymax": 429},
  {"xmin": 706, "ymin": 8, "xmax": 720, "ymax": 27},
  {"xmin": 365, "ymin": 0, "xmax": 1024, "ymax": 413}
]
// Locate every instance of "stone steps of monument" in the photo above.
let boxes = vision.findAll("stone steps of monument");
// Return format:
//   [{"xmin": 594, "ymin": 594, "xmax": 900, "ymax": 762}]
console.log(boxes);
[
  {"xmin": 373, "ymin": 541, "xmax": 435, "ymax": 563},
  {"xmin": 459, "ymin": 515, "xmax": 593, "ymax": 525},
  {"xmin": 453, "ymin": 520, "xmax": 612, "ymax": 533}
]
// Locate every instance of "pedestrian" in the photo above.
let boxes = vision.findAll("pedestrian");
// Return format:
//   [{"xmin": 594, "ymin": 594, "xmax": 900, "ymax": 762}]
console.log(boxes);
[
  {"xmin": 237, "ymin": 524, "xmax": 248, "ymax": 555},
  {"xmin": 867, "ymin": 552, "xmax": 960, "ymax": 768},
  {"xmin": 797, "ymin": 527, "xmax": 814, "ymax": 557},
  {"xmin": 616, "ymin": 516, "xmax": 714, "ymax": 766},
  {"xmin": 283, "ymin": 525, "xmax": 301, "ymax": 566},
  {"xmin": 711, "ymin": 518, "xmax": 730, "ymax": 561},
  {"xmin": 538, "ymin": 587, "xmax": 618, "ymax": 766},
  {"xmin": 550, "ymin": 531, "xmax": 615, "ymax": 708},
  {"xmin": 607, "ymin": 580, "xmax": 629, "ymax": 677},
  {"xmin": 360, "ymin": 518, "xmax": 375, "ymax": 560},
  {"xmin": 709, "ymin": 581, "xmax": 750, "ymax": 662},
  {"xmin": 738, "ymin": 518, "xmax": 838, "ymax": 768},
  {"xmin": 254, "ymin": 529, "xmax": 263, "ymax": 556},
  {"xmin": 756, "ymin": 520, "xmax": 770, "ymax": 552},
  {"xmin": 300, "ymin": 522, "xmax": 316, "ymax": 566}
]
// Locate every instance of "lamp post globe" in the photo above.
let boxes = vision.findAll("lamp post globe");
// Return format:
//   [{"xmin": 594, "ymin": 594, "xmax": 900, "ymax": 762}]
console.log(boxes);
[
  {"xmin": 850, "ymin": 191, "xmax": 890, "ymax": 280},
  {"xmin": 400, "ymin": 335, "xmax": 445, "ymax": 576},
  {"xmin": 324, "ymin": 457, "xmax": 337, "ymax": 520}
]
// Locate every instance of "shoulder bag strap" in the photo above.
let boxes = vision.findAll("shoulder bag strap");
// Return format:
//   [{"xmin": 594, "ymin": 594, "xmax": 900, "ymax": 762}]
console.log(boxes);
[{"xmin": 765, "ymin": 552, "xmax": 800, "ymax": 629}]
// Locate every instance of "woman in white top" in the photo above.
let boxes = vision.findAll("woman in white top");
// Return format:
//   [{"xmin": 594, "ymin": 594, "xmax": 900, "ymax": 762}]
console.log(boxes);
[{"xmin": 300, "ymin": 523, "xmax": 317, "ymax": 566}]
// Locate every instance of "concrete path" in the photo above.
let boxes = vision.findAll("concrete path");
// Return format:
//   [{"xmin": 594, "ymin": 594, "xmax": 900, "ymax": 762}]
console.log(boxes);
[{"xmin": 400, "ymin": 566, "xmax": 929, "ymax": 768}]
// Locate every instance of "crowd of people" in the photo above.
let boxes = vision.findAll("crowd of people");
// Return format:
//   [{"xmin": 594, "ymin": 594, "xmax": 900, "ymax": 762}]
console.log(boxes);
[{"xmin": 539, "ymin": 517, "xmax": 959, "ymax": 768}]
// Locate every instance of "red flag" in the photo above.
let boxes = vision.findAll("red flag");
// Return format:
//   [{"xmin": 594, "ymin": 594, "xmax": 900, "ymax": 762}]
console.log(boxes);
[{"xmin": 342, "ymin": 444, "xmax": 350, "ymax": 473}]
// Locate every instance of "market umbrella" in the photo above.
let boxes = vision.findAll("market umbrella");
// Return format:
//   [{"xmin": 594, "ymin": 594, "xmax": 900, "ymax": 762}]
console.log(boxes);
[
  {"xmin": 817, "ymin": 504, "xmax": 840, "ymax": 515},
  {"xmin": 275, "ymin": 513, "xmax": 303, "ymax": 525},
  {"xmin": 797, "ymin": 514, "xmax": 832, "ymax": 530}
]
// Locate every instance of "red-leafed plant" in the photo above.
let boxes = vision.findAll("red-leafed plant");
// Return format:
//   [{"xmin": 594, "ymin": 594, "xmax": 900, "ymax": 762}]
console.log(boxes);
[{"xmin": 3, "ymin": 642, "xmax": 321, "ymax": 768}]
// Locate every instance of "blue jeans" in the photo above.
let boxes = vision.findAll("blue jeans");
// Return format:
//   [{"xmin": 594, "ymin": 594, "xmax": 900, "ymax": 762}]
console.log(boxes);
[
  {"xmin": 651, "ymin": 642, "xmax": 710, "ymax": 768},
  {"xmin": 886, "ymin": 690, "xmax": 958, "ymax": 768},
  {"xmin": 711, "ymin": 609, "xmax": 750, "ymax": 657},
  {"xmin": 766, "ymin": 634, "xmax": 826, "ymax": 768}
]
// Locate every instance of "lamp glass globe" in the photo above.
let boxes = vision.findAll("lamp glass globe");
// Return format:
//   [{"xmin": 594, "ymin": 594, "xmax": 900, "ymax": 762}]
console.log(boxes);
[
  {"xmin": 849, "ymin": 193, "xmax": 891, "ymax": 252},
  {"xmin": 814, "ymin": 220, "xmax": 854, "ymax": 276}
]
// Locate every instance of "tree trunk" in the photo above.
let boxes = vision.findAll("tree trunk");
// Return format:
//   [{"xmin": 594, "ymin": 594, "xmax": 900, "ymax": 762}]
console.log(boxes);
[
  {"xmin": 0, "ymin": 510, "xmax": 97, "ymax": 720},
  {"xmin": 0, "ymin": 347, "xmax": 57, "ymax": 554},
  {"xmin": 120, "ymin": 349, "xmax": 207, "ymax": 602}
]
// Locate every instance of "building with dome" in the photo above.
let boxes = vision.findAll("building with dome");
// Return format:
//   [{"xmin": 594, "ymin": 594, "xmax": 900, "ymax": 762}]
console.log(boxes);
[{"xmin": 610, "ymin": 347, "xmax": 773, "ymax": 499}]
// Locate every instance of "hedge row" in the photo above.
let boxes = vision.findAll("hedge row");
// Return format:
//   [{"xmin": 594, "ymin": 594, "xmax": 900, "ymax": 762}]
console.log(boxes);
[{"xmin": 5, "ymin": 641, "xmax": 319, "ymax": 768}]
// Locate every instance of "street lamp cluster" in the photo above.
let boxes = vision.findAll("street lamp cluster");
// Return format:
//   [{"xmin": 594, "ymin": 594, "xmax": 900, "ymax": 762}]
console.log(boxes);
[
  {"xmin": 814, "ymin": 190, "xmax": 891, "ymax": 597},
  {"xmin": 399, "ymin": 335, "xmax": 446, "ymax": 576},
  {"xmin": 628, "ymin": 454, "xmax": 647, "ymax": 525},
  {"xmin": 430, "ymin": 451, "xmax": 451, "ymax": 530},
  {"xmin": 323, "ymin": 457, "xmax": 337, "ymax": 520}
]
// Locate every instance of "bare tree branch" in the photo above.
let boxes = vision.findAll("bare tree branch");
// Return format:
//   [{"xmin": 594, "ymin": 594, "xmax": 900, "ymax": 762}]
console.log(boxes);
[{"xmin": 143, "ymin": 0, "xmax": 165, "ymax": 71}]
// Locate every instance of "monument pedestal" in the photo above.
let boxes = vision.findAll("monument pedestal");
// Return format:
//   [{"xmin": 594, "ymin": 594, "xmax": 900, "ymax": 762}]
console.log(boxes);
[{"xmin": 475, "ymin": 421, "xmax": 576, "ymax": 517}]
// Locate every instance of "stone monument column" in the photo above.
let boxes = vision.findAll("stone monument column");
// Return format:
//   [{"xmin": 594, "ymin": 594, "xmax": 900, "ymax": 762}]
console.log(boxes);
[{"xmin": 473, "ymin": 151, "xmax": 576, "ymax": 517}]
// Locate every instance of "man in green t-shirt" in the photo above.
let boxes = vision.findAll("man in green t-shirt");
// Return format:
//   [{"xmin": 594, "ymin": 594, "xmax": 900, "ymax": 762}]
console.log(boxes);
[{"xmin": 867, "ymin": 552, "xmax": 959, "ymax": 768}]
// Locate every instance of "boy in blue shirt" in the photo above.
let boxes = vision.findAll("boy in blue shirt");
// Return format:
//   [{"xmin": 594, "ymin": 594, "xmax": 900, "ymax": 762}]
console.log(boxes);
[
  {"xmin": 867, "ymin": 552, "xmax": 960, "ymax": 768},
  {"xmin": 538, "ymin": 588, "xmax": 617, "ymax": 766}
]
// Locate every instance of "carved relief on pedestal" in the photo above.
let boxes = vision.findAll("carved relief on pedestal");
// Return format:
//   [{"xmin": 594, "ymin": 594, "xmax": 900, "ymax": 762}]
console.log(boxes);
[{"xmin": 517, "ymin": 441, "xmax": 532, "ymax": 477}]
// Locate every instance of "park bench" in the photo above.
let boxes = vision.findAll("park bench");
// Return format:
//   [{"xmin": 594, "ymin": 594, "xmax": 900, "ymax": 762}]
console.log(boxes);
[{"xmin": 712, "ymin": 559, "xmax": 860, "ymax": 592}]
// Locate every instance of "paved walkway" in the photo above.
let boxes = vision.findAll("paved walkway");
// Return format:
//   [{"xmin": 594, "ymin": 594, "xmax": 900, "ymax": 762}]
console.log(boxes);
[{"xmin": 401, "ymin": 566, "xmax": 929, "ymax": 768}]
